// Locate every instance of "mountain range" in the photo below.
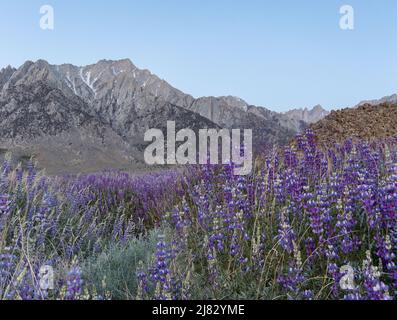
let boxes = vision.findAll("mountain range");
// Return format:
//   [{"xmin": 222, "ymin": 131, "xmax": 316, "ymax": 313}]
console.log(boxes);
[
  {"xmin": 284, "ymin": 105, "xmax": 329, "ymax": 124},
  {"xmin": 0, "ymin": 59, "xmax": 329, "ymax": 174}
]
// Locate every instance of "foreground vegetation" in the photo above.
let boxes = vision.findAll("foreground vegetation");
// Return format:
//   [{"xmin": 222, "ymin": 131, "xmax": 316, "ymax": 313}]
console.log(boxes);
[{"xmin": 0, "ymin": 131, "xmax": 396, "ymax": 300}]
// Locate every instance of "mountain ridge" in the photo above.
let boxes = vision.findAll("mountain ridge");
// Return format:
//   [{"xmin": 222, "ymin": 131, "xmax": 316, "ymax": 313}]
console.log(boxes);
[
  {"xmin": 356, "ymin": 93, "xmax": 397, "ymax": 107},
  {"xmin": 1, "ymin": 59, "xmax": 327, "ymax": 126},
  {"xmin": 0, "ymin": 58, "xmax": 328, "ymax": 173},
  {"xmin": 284, "ymin": 105, "xmax": 329, "ymax": 124}
]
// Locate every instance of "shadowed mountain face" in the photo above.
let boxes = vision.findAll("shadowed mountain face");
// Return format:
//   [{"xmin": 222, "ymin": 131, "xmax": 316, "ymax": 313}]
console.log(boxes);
[
  {"xmin": 0, "ymin": 81, "xmax": 141, "ymax": 174},
  {"xmin": 310, "ymin": 103, "xmax": 397, "ymax": 146},
  {"xmin": 0, "ymin": 59, "xmax": 321, "ymax": 173},
  {"xmin": 0, "ymin": 81, "xmax": 103, "ymax": 140}
]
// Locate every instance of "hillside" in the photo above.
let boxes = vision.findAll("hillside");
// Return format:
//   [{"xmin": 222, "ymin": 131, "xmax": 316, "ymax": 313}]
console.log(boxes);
[{"xmin": 310, "ymin": 103, "xmax": 397, "ymax": 146}]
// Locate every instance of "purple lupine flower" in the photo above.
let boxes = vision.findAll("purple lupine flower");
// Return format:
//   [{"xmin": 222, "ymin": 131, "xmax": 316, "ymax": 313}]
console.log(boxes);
[
  {"xmin": 278, "ymin": 263, "xmax": 305, "ymax": 299},
  {"xmin": 375, "ymin": 235, "xmax": 397, "ymax": 295},
  {"xmin": 0, "ymin": 248, "xmax": 17, "ymax": 296},
  {"xmin": 150, "ymin": 237, "xmax": 173, "ymax": 300},
  {"xmin": 362, "ymin": 251, "xmax": 392, "ymax": 300},
  {"xmin": 327, "ymin": 262, "xmax": 341, "ymax": 297},
  {"xmin": 278, "ymin": 242, "xmax": 306, "ymax": 299},
  {"xmin": 0, "ymin": 194, "xmax": 10, "ymax": 215},
  {"xmin": 136, "ymin": 261, "xmax": 148, "ymax": 300},
  {"xmin": 302, "ymin": 290, "xmax": 313, "ymax": 300},
  {"xmin": 65, "ymin": 264, "xmax": 83, "ymax": 300},
  {"xmin": 277, "ymin": 211, "xmax": 296, "ymax": 253}
]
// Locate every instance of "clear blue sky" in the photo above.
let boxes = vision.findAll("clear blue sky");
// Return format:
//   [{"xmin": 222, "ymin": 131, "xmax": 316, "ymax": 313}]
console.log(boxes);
[{"xmin": 1, "ymin": 0, "xmax": 396, "ymax": 111}]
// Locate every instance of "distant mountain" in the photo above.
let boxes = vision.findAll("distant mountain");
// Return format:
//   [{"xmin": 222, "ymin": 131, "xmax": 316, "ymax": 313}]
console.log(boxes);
[
  {"xmin": 0, "ymin": 59, "xmax": 313, "ymax": 173},
  {"xmin": 356, "ymin": 94, "xmax": 397, "ymax": 107},
  {"xmin": 284, "ymin": 105, "xmax": 329, "ymax": 124},
  {"xmin": 310, "ymin": 103, "xmax": 397, "ymax": 146}
]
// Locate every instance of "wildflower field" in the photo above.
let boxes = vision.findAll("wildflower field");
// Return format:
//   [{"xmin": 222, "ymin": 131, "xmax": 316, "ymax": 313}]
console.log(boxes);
[{"xmin": 0, "ymin": 130, "xmax": 396, "ymax": 300}]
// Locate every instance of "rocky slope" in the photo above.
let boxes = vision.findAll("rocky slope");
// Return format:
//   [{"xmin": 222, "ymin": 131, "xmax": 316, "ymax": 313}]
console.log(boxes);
[
  {"xmin": 310, "ymin": 103, "xmax": 397, "ymax": 146},
  {"xmin": 0, "ymin": 81, "xmax": 140, "ymax": 174},
  {"xmin": 0, "ymin": 81, "xmax": 102, "ymax": 140}
]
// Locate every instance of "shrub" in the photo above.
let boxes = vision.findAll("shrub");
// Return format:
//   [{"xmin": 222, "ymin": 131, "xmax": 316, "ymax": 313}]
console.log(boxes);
[{"xmin": 83, "ymin": 230, "xmax": 159, "ymax": 300}]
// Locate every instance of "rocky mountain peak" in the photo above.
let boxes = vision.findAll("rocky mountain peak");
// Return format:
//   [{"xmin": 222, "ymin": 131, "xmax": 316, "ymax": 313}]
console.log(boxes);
[
  {"xmin": 284, "ymin": 105, "xmax": 329, "ymax": 124},
  {"xmin": 0, "ymin": 65, "xmax": 17, "ymax": 90},
  {"xmin": 0, "ymin": 65, "xmax": 16, "ymax": 74}
]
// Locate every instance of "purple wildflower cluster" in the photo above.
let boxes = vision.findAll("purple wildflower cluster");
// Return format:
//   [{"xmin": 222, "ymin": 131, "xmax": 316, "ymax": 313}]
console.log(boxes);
[
  {"xmin": 0, "ymin": 162, "xmax": 187, "ymax": 300},
  {"xmin": 139, "ymin": 131, "xmax": 396, "ymax": 300},
  {"xmin": 0, "ymin": 131, "xmax": 396, "ymax": 300}
]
